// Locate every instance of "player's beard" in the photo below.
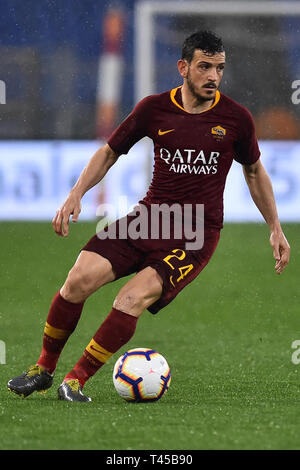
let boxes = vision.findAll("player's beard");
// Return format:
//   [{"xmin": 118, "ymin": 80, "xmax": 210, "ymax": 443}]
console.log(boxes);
[{"xmin": 186, "ymin": 69, "xmax": 216, "ymax": 103}]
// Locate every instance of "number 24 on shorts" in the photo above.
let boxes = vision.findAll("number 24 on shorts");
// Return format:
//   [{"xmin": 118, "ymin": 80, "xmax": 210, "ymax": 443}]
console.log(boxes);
[{"xmin": 163, "ymin": 249, "xmax": 194, "ymax": 287}]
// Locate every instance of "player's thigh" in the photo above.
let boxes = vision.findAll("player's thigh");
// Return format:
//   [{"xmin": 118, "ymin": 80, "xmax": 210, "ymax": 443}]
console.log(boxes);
[
  {"xmin": 61, "ymin": 250, "xmax": 116, "ymax": 302},
  {"xmin": 113, "ymin": 266, "xmax": 163, "ymax": 316}
]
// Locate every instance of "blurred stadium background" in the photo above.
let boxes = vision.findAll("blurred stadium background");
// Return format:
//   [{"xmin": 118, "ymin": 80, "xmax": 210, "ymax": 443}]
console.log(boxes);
[
  {"xmin": 1, "ymin": 0, "xmax": 300, "ymax": 451},
  {"xmin": 0, "ymin": 0, "xmax": 300, "ymax": 222}
]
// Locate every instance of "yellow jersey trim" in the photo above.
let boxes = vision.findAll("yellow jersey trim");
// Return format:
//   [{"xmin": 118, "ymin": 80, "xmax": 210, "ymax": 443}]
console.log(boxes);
[{"xmin": 170, "ymin": 86, "xmax": 220, "ymax": 114}]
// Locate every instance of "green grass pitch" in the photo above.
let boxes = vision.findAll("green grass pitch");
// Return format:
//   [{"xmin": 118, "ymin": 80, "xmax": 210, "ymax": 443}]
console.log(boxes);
[{"xmin": 0, "ymin": 221, "xmax": 299, "ymax": 450}]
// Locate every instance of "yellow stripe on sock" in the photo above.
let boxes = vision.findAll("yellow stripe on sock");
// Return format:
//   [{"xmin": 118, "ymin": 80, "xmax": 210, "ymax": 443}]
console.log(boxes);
[
  {"xmin": 44, "ymin": 322, "xmax": 69, "ymax": 340},
  {"xmin": 86, "ymin": 339, "xmax": 113, "ymax": 363}
]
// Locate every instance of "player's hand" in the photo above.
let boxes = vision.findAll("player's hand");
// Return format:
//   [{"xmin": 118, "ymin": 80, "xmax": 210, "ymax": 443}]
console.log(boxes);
[
  {"xmin": 52, "ymin": 191, "xmax": 82, "ymax": 237},
  {"xmin": 269, "ymin": 230, "xmax": 290, "ymax": 275}
]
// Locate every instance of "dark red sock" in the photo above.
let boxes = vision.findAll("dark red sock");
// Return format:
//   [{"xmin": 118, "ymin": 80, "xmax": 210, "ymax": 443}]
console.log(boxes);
[
  {"xmin": 37, "ymin": 291, "xmax": 84, "ymax": 374},
  {"xmin": 65, "ymin": 308, "xmax": 138, "ymax": 387}
]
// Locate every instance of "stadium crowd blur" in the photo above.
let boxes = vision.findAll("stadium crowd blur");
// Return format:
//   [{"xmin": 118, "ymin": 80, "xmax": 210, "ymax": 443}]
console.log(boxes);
[{"xmin": 1, "ymin": 0, "xmax": 300, "ymax": 141}]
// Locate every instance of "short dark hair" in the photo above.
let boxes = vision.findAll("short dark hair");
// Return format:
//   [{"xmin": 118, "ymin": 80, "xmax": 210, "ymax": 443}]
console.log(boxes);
[{"xmin": 181, "ymin": 30, "xmax": 224, "ymax": 62}]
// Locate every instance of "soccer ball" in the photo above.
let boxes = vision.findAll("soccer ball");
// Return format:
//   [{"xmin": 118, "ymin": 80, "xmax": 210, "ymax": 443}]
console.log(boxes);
[{"xmin": 113, "ymin": 348, "xmax": 171, "ymax": 402}]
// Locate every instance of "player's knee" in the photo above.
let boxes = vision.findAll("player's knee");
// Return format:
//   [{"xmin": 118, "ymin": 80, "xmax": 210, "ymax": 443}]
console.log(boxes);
[
  {"xmin": 113, "ymin": 290, "xmax": 145, "ymax": 316},
  {"xmin": 113, "ymin": 273, "xmax": 162, "ymax": 316},
  {"xmin": 61, "ymin": 265, "xmax": 96, "ymax": 302}
]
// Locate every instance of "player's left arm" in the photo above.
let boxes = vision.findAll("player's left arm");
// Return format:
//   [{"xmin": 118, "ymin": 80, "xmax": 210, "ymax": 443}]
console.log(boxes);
[{"xmin": 243, "ymin": 158, "xmax": 290, "ymax": 274}]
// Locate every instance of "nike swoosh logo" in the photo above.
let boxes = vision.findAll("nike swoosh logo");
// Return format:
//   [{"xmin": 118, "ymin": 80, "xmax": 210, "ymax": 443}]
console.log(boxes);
[
  {"xmin": 90, "ymin": 345, "xmax": 102, "ymax": 354},
  {"xmin": 158, "ymin": 129, "xmax": 175, "ymax": 136}
]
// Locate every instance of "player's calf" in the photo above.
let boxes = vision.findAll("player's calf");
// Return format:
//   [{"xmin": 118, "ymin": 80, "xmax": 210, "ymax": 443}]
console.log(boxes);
[{"xmin": 55, "ymin": 270, "xmax": 163, "ymax": 402}]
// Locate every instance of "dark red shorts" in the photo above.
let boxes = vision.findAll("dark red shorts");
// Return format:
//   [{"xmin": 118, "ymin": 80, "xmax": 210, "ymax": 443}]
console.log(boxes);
[{"xmin": 82, "ymin": 214, "xmax": 220, "ymax": 314}]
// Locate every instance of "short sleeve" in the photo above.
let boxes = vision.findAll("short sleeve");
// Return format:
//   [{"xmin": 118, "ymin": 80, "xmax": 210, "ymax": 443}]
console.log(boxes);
[
  {"xmin": 234, "ymin": 108, "xmax": 260, "ymax": 165},
  {"xmin": 107, "ymin": 96, "xmax": 151, "ymax": 156}
]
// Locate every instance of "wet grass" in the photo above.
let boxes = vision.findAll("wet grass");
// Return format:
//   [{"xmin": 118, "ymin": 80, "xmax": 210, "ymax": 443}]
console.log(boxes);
[{"xmin": 0, "ymin": 222, "xmax": 299, "ymax": 449}]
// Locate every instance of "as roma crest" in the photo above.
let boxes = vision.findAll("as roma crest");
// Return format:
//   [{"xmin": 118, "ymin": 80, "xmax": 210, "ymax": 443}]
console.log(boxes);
[{"xmin": 211, "ymin": 125, "xmax": 226, "ymax": 140}]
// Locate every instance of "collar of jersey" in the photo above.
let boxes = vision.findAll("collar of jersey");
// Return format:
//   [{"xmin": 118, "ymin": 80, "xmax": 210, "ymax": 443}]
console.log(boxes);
[{"xmin": 170, "ymin": 86, "xmax": 220, "ymax": 114}]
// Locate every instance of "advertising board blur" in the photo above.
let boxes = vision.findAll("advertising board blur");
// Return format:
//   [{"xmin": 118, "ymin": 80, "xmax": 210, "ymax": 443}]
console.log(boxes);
[{"xmin": 0, "ymin": 140, "xmax": 299, "ymax": 222}]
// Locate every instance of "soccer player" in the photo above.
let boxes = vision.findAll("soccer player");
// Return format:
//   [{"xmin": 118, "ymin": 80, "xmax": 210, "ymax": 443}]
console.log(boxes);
[{"xmin": 8, "ymin": 31, "xmax": 290, "ymax": 401}]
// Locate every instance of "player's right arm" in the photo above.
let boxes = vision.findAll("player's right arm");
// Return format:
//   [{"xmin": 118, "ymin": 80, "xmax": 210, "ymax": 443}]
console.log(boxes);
[
  {"xmin": 52, "ymin": 143, "xmax": 118, "ymax": 237},
  {"xmin": 53, "ymin": 95, "xmax": 151, "ymax": 237}
]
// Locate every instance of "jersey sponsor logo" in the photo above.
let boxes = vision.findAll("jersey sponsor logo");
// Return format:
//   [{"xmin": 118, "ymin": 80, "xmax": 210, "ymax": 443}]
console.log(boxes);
[
  {"xmin": 158, "ymin": 128, "xmax": 175, "ymax": 136},
  {"xmin": 160, "ymin": 147, "xmax": 221, "ymax": 175}
]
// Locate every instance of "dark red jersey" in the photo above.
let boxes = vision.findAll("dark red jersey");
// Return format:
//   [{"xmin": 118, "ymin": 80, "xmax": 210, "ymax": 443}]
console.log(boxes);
[{"xmin": 108, "ymin": 86, "xmax": 260, "ymax": 229}]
